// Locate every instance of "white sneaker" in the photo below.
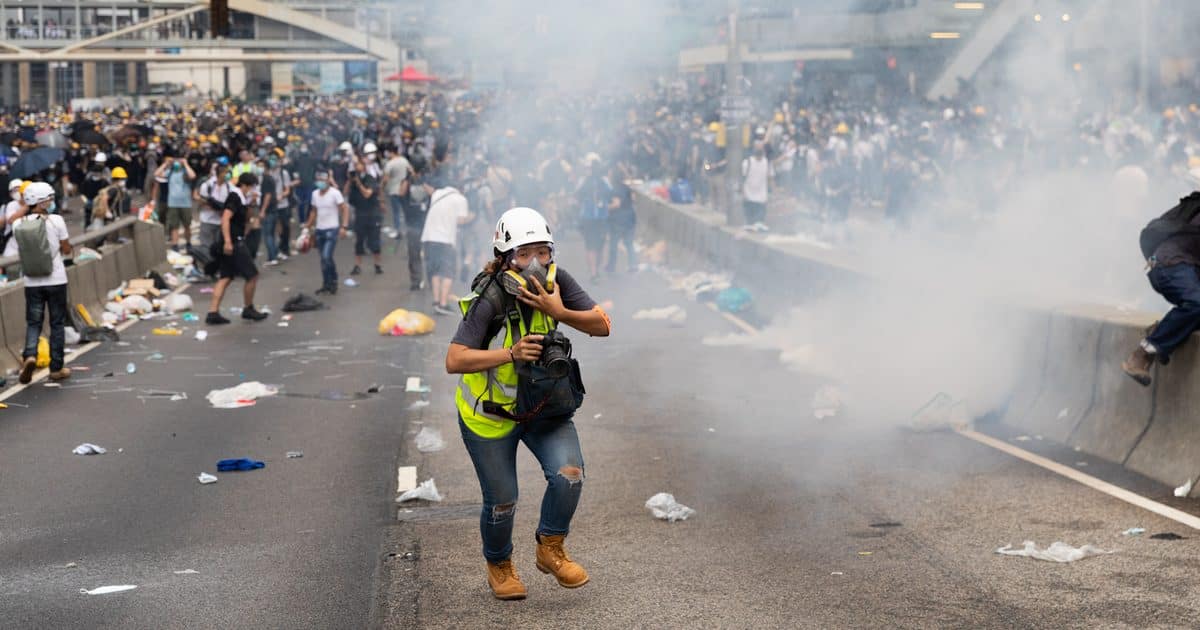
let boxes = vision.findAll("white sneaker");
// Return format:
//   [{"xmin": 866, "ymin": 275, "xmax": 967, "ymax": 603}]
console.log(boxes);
[
  {"xmin": 277, "ymin": 253, "xmax": 289, "ymax": 261},
  {"xmin": 265, "ymin": 259, "xmax": 280, "ymax": 266}
]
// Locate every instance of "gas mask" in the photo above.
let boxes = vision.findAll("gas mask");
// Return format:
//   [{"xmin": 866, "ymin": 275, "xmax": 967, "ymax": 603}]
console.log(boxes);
[{"xmin": 500, "ymin": 255, "xmax": 556, "ymax": 296}]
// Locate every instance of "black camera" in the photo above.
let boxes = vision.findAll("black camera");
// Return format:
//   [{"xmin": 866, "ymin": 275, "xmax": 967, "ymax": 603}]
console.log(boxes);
[{"xmin": 538, "ymin": 330, "xmax": 573, "ymax": 378}]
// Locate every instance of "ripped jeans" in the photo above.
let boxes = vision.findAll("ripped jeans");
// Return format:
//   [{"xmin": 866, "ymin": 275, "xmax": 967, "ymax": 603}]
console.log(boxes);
[{"xmin": 459, "ymin": 414, "xmax": 585, "ymax": 562}]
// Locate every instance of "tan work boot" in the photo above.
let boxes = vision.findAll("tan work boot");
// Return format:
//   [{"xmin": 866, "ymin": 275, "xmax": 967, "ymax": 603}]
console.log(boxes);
[
  {"xmin": 18, "ymin": 357, "xmax": 35, "ymax": 384},
  {"xmin": 49, "ymin": 367, "xmax": 72, "ymax": 382},
  {"xmin": 535, "ymin": 533, "xmax": 589, "ymax": 588},
  {"xmin": 1122, "ymin": 345, "xmax": 1154, "ymax": 387},
  {"xmin": 486, "ymin": 559, "xmax": 527, "ymax": 601}
]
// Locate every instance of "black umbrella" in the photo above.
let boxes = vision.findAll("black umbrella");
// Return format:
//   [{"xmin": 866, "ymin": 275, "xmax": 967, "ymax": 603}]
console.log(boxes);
[
  {"xmin": 10, "ymin": 147, "xmax": 65, "ymax": 179},
  {"xmin": 36, "ymin": 129, "xmax": 69, "ymax": 149},
  {"xmin": 70, "ymin": 119, "xmax": 97, "ymax": 133},
  {"xmin": 72, "ymin": 128, "xmax": 111, "ymax": 148}
]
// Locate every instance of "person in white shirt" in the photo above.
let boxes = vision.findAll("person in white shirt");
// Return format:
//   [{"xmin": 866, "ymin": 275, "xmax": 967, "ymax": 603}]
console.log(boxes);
[
  {"xmin": 381, "ymin": 147, "xmax": 412, "ymax": 236},
  {"xmin": 741, "ymin": 142, "xmax": 775, "ymax": 231},
  {"xmin": 14, "ymin": 182, "xmax": 72, "ymax": 384},
  {"xmin": 304, "ymin": 171, "xmax": 349, "ymax": 295},
  {"xmin": 420, "ymin": 180, "xmax": 473, "ymax": 314},
  {"xmin": 194, "ymin": 162, "xmax": 232, "ymax": 272},
  {"xmin": 2, "ymin": 179, "xmax": 26, "ymax": 252}
]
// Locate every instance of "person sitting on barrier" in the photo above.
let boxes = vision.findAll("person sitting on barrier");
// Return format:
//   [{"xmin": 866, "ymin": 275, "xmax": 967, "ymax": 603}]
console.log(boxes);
[
  {"xmin": 445, "ymin": 207, "xmax": 611, "ymax": 601},
  {"xmin": 205, "ymin": 172, "xmax": 269, "ymax": 325},
  {"xmin": 1124, "ymin": 192, "xmax": 1200, "ymax": 386},
  {"xmin": 14, "ymin": 182, "xmax": 72, "ymax": 384}
]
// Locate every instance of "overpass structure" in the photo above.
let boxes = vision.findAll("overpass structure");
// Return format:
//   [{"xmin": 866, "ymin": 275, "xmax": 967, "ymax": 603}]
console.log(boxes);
[{"xmin": 0, "ymin": 0, "xmax": 418, "ymax": 107}]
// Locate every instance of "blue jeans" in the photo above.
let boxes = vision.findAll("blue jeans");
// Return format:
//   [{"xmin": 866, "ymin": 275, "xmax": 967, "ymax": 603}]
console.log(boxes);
[
  {"xmin": 1147, "ymin": 263, "xmax": 1200, "ymax": 358},
  {"xmin": 606, "ymin": 220, "xmax": 636, "ymax": 271},
  {"xmin": 263, "ymin": 207, "xmax": 291, "ymax": 261},
  {"xmin": 24, "ymin": 284, "xmax": 67, "ymax": 371},
  {"xmin": 295, "ymin": 184, "xmax": 313, "ymax": 225},
  {"xmin": 315, "ymin": 228, "xmax": 338, "ymax": 289},
  {"xmin": 389, "ymin": 194, "xmax": 404, "ymax": 232},
  {"xmin": 459, "ymin": 414, "xmax": 585, "ymax": 562}
]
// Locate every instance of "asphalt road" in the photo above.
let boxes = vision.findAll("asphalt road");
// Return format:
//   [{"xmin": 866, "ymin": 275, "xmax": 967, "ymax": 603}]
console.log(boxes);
[{"xmin": 3, "ymin": 227, "xmax": 1200, "ymax": 629}]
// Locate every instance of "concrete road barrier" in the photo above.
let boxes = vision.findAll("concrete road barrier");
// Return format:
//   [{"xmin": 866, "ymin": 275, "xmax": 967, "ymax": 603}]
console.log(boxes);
[
  {"xmin": 1012, "ymin": 312, "xmax": 1104, "ymax": 443},
  {"xmin": 633, "ymin": 189, "xmax": 1200, "ymax": 491},
  {"xmin": 1068, "ymin": 319, "xmax": 1157, "ymax": 465},
  {"xmin": 113, "ymin": 242, "xmax": 139, "ymax": 286},
  {"xmin": 1124, "ymin": 338, "xmax": 1200, "ymax": 491},
  {"xmin": 0, "ymin": 283, "xmax": 25, "ymax": 371}
]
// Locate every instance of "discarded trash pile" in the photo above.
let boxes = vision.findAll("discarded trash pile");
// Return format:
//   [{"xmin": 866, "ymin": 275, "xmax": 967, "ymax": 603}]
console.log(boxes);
[
  {"xmin": 379, "ymin": 308, "xmax": 436, "ymax": 337},
  {"xmin": 645, "ymin": 493, "xmax": 696, "ymax": 523},
  {"xmin": 101, "ymin": 274, "xmax": 186, "ymax": 326},
  {"xmin": 996, "ymin": 541, "xmax": 1115, "ymax": 563}
]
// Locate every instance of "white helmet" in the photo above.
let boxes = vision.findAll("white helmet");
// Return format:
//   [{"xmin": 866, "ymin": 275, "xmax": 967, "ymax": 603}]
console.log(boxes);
[
  {"xmin": 7, "ymin": 178, "xmax": 21, "ymax": 192},
  {"xmin": 338, "ymin": 141, "xmax": 353, "ymax": 153},
  {"xmin": 94, "ymin": 151, "xmax": 107, "ymax": 164},
  {"xmin": 493, "ymin": 207, "xmax": 553, "ymax": 254},
  {"xmin": 23, "ymin": 181, "xmax": 55, "ymax": 206},
  {"xmin": 362, "ymin": 142, "xmax": 378, "ymax": 154}
]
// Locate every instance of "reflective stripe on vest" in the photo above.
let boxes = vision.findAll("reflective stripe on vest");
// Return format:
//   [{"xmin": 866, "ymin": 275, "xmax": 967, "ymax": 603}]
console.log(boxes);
[{"xmin": 456, "ymin": 292, "xmax": 556, "ymax": 439}]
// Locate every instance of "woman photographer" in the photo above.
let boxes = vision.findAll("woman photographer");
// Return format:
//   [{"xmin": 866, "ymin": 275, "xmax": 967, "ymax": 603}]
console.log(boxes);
[{"xmin": 445, "ymin": 207, "xmax": 611, "ymax": 601}]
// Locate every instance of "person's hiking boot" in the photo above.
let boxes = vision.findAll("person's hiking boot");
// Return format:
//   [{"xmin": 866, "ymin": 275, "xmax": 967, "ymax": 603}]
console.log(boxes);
[
  {"xmin": 49, "ymin": 367, "xmax": 72, "ymax": 381},
  {"xmin": 1122, "ymin": 344, "xmax": 1155, "ymax": 387},
  {"xmin": 486, "ymin": 559, "xmax": 527, "ymax": 601},
  {"xmin": 206, "ymin": 311, "xmax": 231, "ymax": 325},
  {"xmin": 535, "ymin": 533, "xmax": 589, "ymax": 588},
  {"xmin": 18, "ymin": 356, "xmax": 36, "ymax": 384},
  {"xmin": 241, "ymin": 305, "xmax": 269, "ymax": 321},
  {"xmin": 375, "ymin": 265, "xmax": 384, "ymax": 275},
  {"xmin": 350, "ymin": 265, "xmax": 362, "ymax": 276}
]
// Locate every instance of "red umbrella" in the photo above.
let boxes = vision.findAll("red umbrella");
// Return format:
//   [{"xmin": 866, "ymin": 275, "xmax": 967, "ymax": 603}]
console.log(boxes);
[{"xmin": 384, "ymin": 66, "xmax": 439, "ymax": 82}]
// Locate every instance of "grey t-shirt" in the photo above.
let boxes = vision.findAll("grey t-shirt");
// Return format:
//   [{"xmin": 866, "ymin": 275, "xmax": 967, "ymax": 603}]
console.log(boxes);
[{"xmin": 451, "ymin": 268, "xmax": 596, "ymax": 349}]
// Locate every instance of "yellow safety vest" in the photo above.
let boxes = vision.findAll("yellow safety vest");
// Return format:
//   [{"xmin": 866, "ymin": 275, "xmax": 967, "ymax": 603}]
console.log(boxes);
[{"xmin": 456, "ymin": 292, "xmax": 557, "ymax": 439}]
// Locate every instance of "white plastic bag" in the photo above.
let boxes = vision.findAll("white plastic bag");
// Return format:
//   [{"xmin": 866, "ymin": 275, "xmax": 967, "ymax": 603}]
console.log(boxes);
[
  {"xmin": 645, "ymin": 492, "xmax": 696, "ymax": 522},
  {"xmin": 414, "ymin": 426, "xmax": 447, "ymax": 453},
  {"xmin": 205, "ymin": 381, "xmax": 279, "ymax": 408},
  {"xmin": 64, "ymin": 326, "xmax": 81, "ymax": 345},
  {"xmin": 118, "ymin": 294, "xmax": 154, "ymax": 315},
  {"xmin": 81, "ymin": 585, "xmax": 136, "ymax": 595},
  {"xmin": 811, "ymin": 385, "xmax": 843, "ymax": 420},
  {"xmin": 996, "ymin": 541, "xmax": 1115, "ymax": 563},
  {"xmin": 396, "ymin": 478, "xmax": 443, "ymax": 503},
  {"xmin": 197, "ymin": 472, "xmax": 218, "ymax": 484},
  {"xmin": 73, "ymin": 443, "xmax": 107, "ymax": 455},
  {"xmin": 164, "ymin": 293, "xmax": 193, "ymax": 314}
]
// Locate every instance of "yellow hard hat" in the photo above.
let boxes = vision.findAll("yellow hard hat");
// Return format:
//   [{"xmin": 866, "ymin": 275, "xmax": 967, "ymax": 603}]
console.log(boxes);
[
  {"xmin": 111, "ymin": 167, "xmax": 128, "ymax": 179},
  {"xmin": 707, "ymin": 122, "xmax": 721, "ymax": 132},
  {"xmin": 835, "ymin": 122, "xmax": 850, "ymax": 135}
]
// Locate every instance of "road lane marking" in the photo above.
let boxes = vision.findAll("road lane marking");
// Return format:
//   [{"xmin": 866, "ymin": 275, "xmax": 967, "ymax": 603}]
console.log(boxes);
[
  {"xmin": 708, "ymin": 299, "xmax": 1200, "ymax": 531},
  {"xmin": 397, "ymin": 466, "xmax": 417, "ymax": 493},
  {"xmin": 956, "ymin": 428, "xmax": 1200, "ymax": 531}
]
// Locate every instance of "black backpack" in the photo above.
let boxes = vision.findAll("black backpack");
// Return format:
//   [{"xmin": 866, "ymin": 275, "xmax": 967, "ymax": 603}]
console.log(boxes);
[{"xmin": 1140, "ymin": 192, "xmax": 1200, "ymax": 259}]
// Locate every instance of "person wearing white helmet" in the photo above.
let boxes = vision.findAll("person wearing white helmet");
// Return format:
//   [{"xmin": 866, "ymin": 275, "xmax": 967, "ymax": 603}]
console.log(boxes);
[
  {"xmin": 444, "ymin": 206, "xmax": 611, "ymax": 601},
  {"xmin": 2, "ymin": 179, "xmax": 26, "ymax": 252},
  {"xmin": 14, "ymin": 181, "xmax": 72, "ymax": 384}
]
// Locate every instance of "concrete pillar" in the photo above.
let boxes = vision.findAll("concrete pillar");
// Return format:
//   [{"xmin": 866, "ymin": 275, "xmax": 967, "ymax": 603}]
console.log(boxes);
[
  {"xmin": 82, "ymin": 61, "xmax": 97, "ymax": 98},
  {"xmin": 47, "ymin": 64, "xmax": 57, "ymax": 107},
  {"xmin": 126, "ymin": 62, "xmax": 137, "ymax": 94},
  {"xmin": 18, "ymin": 62, "xmax": 31, "ymax": 106}
]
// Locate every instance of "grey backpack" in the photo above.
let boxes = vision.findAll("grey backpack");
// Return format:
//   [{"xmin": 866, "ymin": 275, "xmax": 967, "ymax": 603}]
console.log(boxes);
[{"xmin": 14, "ymin": 216, "xmax": 54, "ymax": 277}]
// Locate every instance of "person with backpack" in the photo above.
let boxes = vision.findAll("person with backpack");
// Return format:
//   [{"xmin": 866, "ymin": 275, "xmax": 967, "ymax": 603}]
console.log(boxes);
[
  {"xmin": 444, "ymin": 207, "xmax": 611, "ymax": 601},
  {"xmin": 14, "ymin": 182, "xmax": 72, "ymax": 384},
  {"xmin": 1123, "ymin": 192, "xmax": 1200, "ymax": 385},
  {"xmin": 575, "ymin": 158, "xmax": 612, "ymax": 281},
  {"xmin": 91, "ymin": 167, "xmax": 130, "ymax": 230},
  {"xmin": 204, "ymin": 172, "xmax": 270, "ymax": 325}
]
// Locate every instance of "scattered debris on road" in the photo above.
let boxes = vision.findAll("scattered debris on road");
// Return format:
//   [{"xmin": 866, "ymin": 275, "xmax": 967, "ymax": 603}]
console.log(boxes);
[
  {"xmin": 197, "ymin": 473, "xmax": 218, "ymax": 484},
  {"xmin": 1122, "ymin": 527, "xmax": 1146, "ymax": 536},
  {"xmin": 869, "ymin": 522, "xmax": 902, "ymax": 529},
  {"xmin": 217, "ymin": 458, "xmax": 265, "ymax": 472},
  {"xmin": 397, "ymin": 479, "xmax": 443, "ymax": 503},
  {"xmin": 80, "ymin": 585, "xmax": 137, "ymax": 595},
  {"xmin": 405, "ymin": 377, "xmax": 430, "ymax": 393},
  {"xmin": 415, "ymin": 426, "xmax": 447, "ymax": 453},
  {"xmin": 72, "ymin": 443, "xmax": 106, "ymax": 455},
  {"xmin": 632, "ymin": 305, "xmax": 686, "ymax": 324},
  {"xmin": 286, "ymin": 451, "xmax": 304, "ymax": 459},
  {"xmin": 1150, "ymin": 532, "xmax": 1186, "ymax": 540},
  {"xmin": 206, "ymin": 382, "xmax": 278, "ymax": 408},
  {"xmin": 645, "ymin": 492, "xmax": 696, "ymax": 522},
  {"xmin": 173, "ymin": 569, "xmax": 199, "ymax": 575},
  {"xmin": 996, "ymin": 541, "xmax": 1115, "ymax": 563},
  {"xmin": 811, "ymin": 385, "xmax": 843, "ymax": 420},
  {"xmin": 1174, "ymin": 478, "xmax": 1194, "ymax": 498},
  {"xmin": 379, "ymin": 309, "xmax": 436, "ymax": 336}
]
